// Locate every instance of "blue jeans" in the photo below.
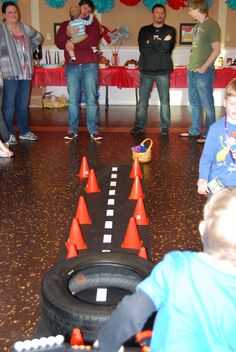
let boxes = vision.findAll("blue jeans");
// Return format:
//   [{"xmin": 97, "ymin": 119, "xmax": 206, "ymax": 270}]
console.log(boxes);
[
  {"xmin": 135, "ymin": 72, "xmax": 171, "ymax": 129},
  {"xmin": 66, "ymin": 63, "xmax": 99, "ymax": 135},
  {"xmin": 3, "ymin": 79, "xmax": 31, "ymax": 136},
  {"xmin": 0, "ymin": 86, "xmax": 10, "ymax": 142},
  {"xmin": 187, "ymin": 67, "xmax": 216, "ymax": 137}
]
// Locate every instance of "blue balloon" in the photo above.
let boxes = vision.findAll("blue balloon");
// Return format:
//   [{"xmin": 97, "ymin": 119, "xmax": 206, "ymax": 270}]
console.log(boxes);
[{"xmin": 93, "ymin": 0, "xmax": 115, "ymax": 13}]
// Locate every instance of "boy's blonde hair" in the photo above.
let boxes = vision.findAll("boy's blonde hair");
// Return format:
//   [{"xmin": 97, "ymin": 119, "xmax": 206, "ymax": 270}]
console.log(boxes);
[
  {"xmin": 202, "ymin": 188, "xmax": 236, "ymax": 263},
  {"xmin": 69, "ymin": 5, "xmax": 81, "ymax": 20},
  {"xmin": 224, "ymin": 78, "xmax": 236, "ymax": 99}
]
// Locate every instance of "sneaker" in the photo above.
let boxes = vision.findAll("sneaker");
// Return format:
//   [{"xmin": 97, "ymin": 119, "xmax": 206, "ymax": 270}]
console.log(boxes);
[
  {"xmin": 130, "ymin": 127, "xmax": 145, "ymax": 135},
  {"xmin": 197, "ymin": 136, "xmax": 206, "ymax": 144},
  {"xmin": 8, "ymin": 134, "xmax": 18, "ymax": 145},
  {"xmin": 179, "ymin": 131, "xmax": 199, "ymax": 137},
  {"xmin": 160, "ymin": 128, "xmax": 169, "ymax": 136},
  {"xmin": 19, "ymin": 131, "xmax": 38, "ymax": 141},
  {"xmin": 64, "ymin": 131, "xmax": 78, "ymax": 140},
  {"xmin": 90, "ymin": 131, "xmax": 103, "ymax": 141}
]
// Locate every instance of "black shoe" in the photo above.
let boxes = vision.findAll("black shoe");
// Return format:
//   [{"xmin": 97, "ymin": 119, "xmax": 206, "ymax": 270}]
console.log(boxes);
[
  {"xmin": 180, "ymin": 131, "xmax": 199, "ymax": 137},
  {"xmin": 160, "ymin": 128, "xmax": 169, "ymax": 136},
  {"xmin": 64, "ymin": 131, "xmax": 78, "ymax": 140},
  {"xmin": 90, "ymin": 131, "xmax": 103, "ymax": 141},
  {"xmin": 130, "ymin": 127, "xmax": 145, "ymax": 135}
]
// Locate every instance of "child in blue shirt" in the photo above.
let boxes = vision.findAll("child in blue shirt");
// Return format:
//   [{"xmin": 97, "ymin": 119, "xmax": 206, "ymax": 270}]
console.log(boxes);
[
  {"xmin": 198, "ymin": 78, "xmax": 236, "ymax": 195},
  {"xmin": 96, "ymin": 188, "xmax": 236, "ymax": 352},
  {"xmin": 67, "ymin": 5, "xmax": 96, "ymax": 61}
]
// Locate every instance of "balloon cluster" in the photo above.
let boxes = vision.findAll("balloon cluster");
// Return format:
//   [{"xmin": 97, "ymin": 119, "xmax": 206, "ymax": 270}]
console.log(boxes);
[
  {"xmin": 44, "ymin": 0, "xmax": 67, "ymax": 8},
  {"xmin": 226, "ymin": 0, "xmax": 236, "ymax": 10}
]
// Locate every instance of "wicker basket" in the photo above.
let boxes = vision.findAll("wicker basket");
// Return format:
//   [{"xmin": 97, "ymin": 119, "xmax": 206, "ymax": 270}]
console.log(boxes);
[{"xmin": 132, "ymin": 138, "xmax": 153, "ymax": 163}]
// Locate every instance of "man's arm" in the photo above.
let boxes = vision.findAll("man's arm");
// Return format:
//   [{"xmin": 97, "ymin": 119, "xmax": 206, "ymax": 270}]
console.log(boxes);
[
  {"xmin": 97, "ymin": 290, "xmax": 156, "ymax": 352},
  {"xmin": 55, "ymin": 21, "xmax": 70, "ymax": 50},
  {"xmin": 149, "ymin": 27, "xmax": 176, "ymax": 54},
  {"xmin": 194, "ymin": 41, "xmax": 220, "ymax": 73}
]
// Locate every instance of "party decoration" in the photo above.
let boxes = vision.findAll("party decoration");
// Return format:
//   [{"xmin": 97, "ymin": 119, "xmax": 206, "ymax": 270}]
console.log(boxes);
[
  {"xmin": 93, "ymin": 0, "xmax": 115, "ymax": 13},
  {"xmin": 45, "ymin": 0, "xmax": 67, "ymax": 8},
  {"xmin": 120, "ymin": 0, "xmax": 141, "ymax": 5},
  {"xmin": 142, "ymin": 0, "xmax": 167, "ymax": 11},
  {"xmin": 226, "ymin": 0, "xmax": 236, "ymax": 10},
  {"xmin": 1, "ymin": 0, "xmax": 19, "ymax": 3},
  {"xmin": 205, "ymin": 0, "xmax": 213, "ymax": 9},
  {"xmin": 168, "ymin": 0, "xmax": 187, "ymax": 10}
]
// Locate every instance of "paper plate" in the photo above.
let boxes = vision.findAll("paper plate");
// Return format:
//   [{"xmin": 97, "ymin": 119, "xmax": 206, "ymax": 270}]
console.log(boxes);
[{"xmin": 40, "ymin": 64, "xmax": 63, "ymax": 69}]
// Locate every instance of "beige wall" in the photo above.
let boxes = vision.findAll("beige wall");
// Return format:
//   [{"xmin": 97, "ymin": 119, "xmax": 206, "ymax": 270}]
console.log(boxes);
[
  {"xmin": 0, "ymin": 0, "xmax": 234, "ymax": 47},
  {"xmin": 226, "ymin": 7, "xmax": 236, "ymax": 47}
]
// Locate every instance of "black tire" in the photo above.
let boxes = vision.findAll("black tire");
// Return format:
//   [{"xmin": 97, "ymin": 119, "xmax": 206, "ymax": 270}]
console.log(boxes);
[{"xmin": 41, "ymin": 252, "xmax": 154, "ymax": 343}]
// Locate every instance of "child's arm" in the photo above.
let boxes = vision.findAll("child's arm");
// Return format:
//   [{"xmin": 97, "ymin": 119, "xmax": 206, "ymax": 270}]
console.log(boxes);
[{"xmin": 82, "ymin": 12, "xmax": 96, "ymax": 26}]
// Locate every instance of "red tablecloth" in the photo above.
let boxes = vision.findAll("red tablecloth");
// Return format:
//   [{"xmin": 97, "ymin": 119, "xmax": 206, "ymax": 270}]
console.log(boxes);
[{"xmin": 32, "ymin": 66, "xmax": 236, "ymax": 89}]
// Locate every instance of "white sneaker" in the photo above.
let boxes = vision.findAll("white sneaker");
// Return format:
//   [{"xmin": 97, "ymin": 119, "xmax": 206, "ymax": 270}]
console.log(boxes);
[
  {"xmin": 8, "ymin": 134, "xmax": 18, "ymax": 145},
  {"xmin": 19, "ymin": 131, "xmax": 38, "ymax": 141}
]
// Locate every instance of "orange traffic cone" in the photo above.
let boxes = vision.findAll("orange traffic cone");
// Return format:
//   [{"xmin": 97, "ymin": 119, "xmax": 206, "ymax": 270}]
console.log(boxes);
[
  {"xmin": 133, "ymin": 198, "xmax": 149, "ymax": 225},
  {"xmin": 129, "ymin": 157, "xmax": 143, "ymax": 179},
  {"xmin": 77, "ymin": 156, "xmax": 89, "ymax": 179},
  {"xmin": 70, "ymin": 328, "xmax": 84, "ymax": 346},
  {"xmin": 68, "ymin": 218, "xmax": 88, "ymax": 250},
  {"xmin": 121, "ymin": 217, "xmax": 142, "ymax": 249},
  {"xmin": 75, "ymin": 196, "xmax": 92, "ymax": 224},
  {"xmin": 138, "ymin": 246, "xmax": 148, "ymax": 259},
  {"xmin": 65, "ymin": 242, "xmax": 78, "ymax": 259},
  {"xmin": 129, "ymin": 176, "xmax": 144, "ymax": 200},
  {"xmin": 84, "ymin": 169, "xmax": 101, "ymax": 193}
]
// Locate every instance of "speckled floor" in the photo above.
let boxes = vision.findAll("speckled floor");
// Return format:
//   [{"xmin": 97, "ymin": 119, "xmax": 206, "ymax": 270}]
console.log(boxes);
[{"xmin": 0, "ymin": 106, "xmax": 221, "ymax": 351}]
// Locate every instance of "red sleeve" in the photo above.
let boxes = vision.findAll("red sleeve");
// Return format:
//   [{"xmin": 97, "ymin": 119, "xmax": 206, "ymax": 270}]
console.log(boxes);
[{"xmin": 54, "ymin": 20, "xmax": 70, "ymax": 49}]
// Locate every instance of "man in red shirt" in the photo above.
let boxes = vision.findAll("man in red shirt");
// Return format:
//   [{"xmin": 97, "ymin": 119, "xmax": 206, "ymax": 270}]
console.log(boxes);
[{"xmin": 55, "ymin": 0, "xmax": 103, "ymax": 141}]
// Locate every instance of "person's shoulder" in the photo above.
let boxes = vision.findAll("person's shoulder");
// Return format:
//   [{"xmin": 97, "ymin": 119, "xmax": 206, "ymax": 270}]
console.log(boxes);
[
  {"xmin": 140, "ymin": 24, "xmax": 152, "ymax": 31},
  {"xmin": 162, "ymin": 250, "xmax": 196, "ymax": 267},
  {"xmin": 164, "ymin": 23, "xmax": 176, "ymax": 31},
  {"xmin": 211, "ymin": 117, "xmax": 225, "ymax": 129},
  {"xmin": 207, "ymin": 17, "xmax": 220, "ymax": 29}
]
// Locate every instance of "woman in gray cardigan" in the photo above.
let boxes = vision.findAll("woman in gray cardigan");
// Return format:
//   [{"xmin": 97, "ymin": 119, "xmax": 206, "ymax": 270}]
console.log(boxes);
[{"xmin": 0, "ymin": 1, "xmax": 42, "ymax": 144}]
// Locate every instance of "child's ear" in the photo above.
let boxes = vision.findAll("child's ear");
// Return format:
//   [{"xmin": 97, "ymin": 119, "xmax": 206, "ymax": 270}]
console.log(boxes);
[{"xmin": 199, "ymin": 220, "xmax": 205, "ymax": 238}]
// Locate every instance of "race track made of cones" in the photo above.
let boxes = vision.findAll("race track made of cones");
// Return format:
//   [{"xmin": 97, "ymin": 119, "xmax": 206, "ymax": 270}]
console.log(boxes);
[{"xmin": 64, "ymin": 157, "xmax": 151, "ymax": 259}]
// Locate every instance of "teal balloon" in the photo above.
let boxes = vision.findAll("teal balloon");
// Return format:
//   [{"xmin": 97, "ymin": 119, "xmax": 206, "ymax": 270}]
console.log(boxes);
[
  {"xmin": 142, "ymin": 0, "xmax": 167, "ymax": 11},
  {"xmin": 45, "ymin": 0, "xmax": 67, "ymax": 9},
  {"xmin": 93, "ymin": 0, "xmax": 115, "ymax": 13},
  {"xmin": 1, "ymin": 0, "xmax": 19, "ymax": 3},
  {"xmin": 226, "ymin": 0, "xmax": 236, "ymax": 10}
]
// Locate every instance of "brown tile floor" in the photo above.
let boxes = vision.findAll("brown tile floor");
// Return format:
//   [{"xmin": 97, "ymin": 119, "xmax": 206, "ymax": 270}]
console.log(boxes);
[{"xmin": 0, "ymin": 105, "xmax": 225, "ymax": 351}]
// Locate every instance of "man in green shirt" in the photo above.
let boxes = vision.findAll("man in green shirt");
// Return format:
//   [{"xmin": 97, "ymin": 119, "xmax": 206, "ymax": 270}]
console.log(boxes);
[{"xmin": 180, "ymin": 0, "xmax": 220, "ymax": 143}]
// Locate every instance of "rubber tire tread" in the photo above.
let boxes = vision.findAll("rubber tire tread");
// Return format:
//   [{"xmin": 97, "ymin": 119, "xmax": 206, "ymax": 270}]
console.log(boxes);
[{"xmin": 41, "ymin": 252, "xmax": 154, "ymax": 343}]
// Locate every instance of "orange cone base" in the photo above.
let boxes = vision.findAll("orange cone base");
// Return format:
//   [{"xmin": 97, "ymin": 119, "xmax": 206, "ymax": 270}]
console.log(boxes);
[
  {"xmin": 70, "ymin": 328, "xmax": 84, "ymax": 346},
  {"xmin": 129, "ymin": 157, "xmax": 143, "ymax": 179},
  {"xmin": 138, "ymin": 246, "xmax": 148, "ymax": 259},
  {"xmin": 133, "ymin": 198, "xmax": 149, "ymax": 225},
  {"xmin": 85, "ymin": 169, "xmax": 101, "ymax": 193},
  {"xmin": 65, "ymin": 242, "xmax": 78, "ymax": 259},
  {"xmin": 77, "ymin": 156, "xmax": 89, "ymax": 179},
  {"xmin": 121, "ymin": 217, "xmax": 143, "ymax": 250},
  {"xmin": 75, "ymin": 196, "xmax": 92, "ymax": 224},
  {"xmin": 68, "ymin": 218, "xmax": 88, "ymax": 250}
]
